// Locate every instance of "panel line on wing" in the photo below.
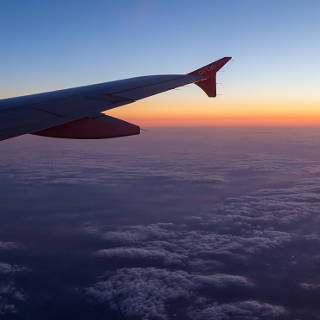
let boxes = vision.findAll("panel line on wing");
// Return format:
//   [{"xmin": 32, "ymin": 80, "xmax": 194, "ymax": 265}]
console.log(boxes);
[{"xmin": 32, "ymin": 107, "xmax": 65, "ymax": 118}]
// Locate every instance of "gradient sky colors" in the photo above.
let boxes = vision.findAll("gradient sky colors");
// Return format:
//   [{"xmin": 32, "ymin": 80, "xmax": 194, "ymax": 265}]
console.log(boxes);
[{"xmin": 1, "ymin": 0, "xmax": 320, "ymax": 126}]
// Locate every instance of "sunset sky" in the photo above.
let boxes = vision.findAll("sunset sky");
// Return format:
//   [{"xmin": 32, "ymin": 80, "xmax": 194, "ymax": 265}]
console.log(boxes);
[
  {"xmin": 1, "ymin": 0, "xmax": 320, "ymax": 125},
  {"xmin": 3, "ymin": 2, "xmax": 320, "ymax": 319}
]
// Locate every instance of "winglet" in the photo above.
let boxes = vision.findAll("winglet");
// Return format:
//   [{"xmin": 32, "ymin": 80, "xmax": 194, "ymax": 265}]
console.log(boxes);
[{"xmin": 189, "ymin": 57, "xmax": 232, "ymax": 97}]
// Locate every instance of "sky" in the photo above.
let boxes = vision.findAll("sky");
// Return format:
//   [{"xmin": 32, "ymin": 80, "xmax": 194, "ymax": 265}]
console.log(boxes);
[
  {"xmin": 3, "ymin": 3, "xmax": 320, "ymax": 318},
  {"xmin": 1, "ymin": 0, "xmax": 320, "ymax": 125}
]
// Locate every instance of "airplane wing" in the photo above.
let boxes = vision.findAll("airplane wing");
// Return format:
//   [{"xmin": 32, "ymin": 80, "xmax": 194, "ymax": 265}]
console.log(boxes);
[{"xmin": 0, "ymin": 57, "xmax": 231, "ymax": 141}]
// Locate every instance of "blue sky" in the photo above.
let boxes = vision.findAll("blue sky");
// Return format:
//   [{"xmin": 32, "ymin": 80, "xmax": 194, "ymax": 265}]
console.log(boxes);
[{"xmin": 1, "ymin": 0, "xmax": 320, "ymax": 103}]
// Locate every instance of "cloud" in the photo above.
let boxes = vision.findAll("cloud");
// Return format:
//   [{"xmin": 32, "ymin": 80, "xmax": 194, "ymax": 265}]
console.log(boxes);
[
  {"xmin": 87, "ymin": 268, "xmax": 194, "ymax": 320},
  {"xmin": 300, "ymin": 282, "xmax": 320, "ymax": 290},
  {"xmin": 194, "ymin": 274, "xmax": 253, "ymax": 289},
  {"xmin": 0, "ymin": 283, "xmax": 24, "ymax": 315},
  {"xmin": 188, "ymin": 300, "xmax": 287, "ymax": 320},
  {"xmin": 83, "ymin": 174, "xmax": 320, "ymax": 320},
  {"xmin": 188, "ymin": 259, "xmax": 224, "ymax": 272},
  {"xmin": 84, "ymin": 181, "xmax": 308, "ymax": 320},
  {"xmin": 0, "ymin": 260, "xmax": 25, "ymax": 315},
  {"xmin": 76, "ymin": 150, "xmax": 320, "ymax": 319},
  {"xmin": 6, "ymin": 128, "xmax": 320, "ymax": 319},
  {"xmin": 90, "ymin": 222, "xmax": 293, "ymax": 267},
  {"xmin": 87, "ymin": 267, "xmax": 255, "ymax": 320},
  {"xmin": 97, "ymin": 223, "xmax": 179, "ymax": 244},
  {"xmin": 96, "ymin": 247, "xmax": 185, "ymax": 267},
  {"xmin": 0, "ymin": 263, "xmax": 24, "ymax": 275},
  {"xmin": 0, "ymin": 242, "xmax": 18, "ymax": 250}
]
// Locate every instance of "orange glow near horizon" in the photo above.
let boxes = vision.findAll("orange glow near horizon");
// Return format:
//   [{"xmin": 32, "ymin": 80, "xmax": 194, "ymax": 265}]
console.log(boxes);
[{"xmin": 106, "ymin": 97, "xmax": 320, "ymax": 126}]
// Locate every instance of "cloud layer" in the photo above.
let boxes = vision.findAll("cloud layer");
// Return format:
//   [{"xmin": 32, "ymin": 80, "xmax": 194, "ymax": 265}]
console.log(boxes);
[
  {"xmin": 85, "ymin": 167, "xmax": 320, "ymax": 319},
  {"xmin": 4, "ymin": 128, "xmax": 320, "ymax": 319}
]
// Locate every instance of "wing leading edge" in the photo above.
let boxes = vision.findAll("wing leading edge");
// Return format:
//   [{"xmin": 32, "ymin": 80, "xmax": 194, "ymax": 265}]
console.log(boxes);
[{"xmin": 0, "ymin": 57, "xmax": 231, "ymax": 141}]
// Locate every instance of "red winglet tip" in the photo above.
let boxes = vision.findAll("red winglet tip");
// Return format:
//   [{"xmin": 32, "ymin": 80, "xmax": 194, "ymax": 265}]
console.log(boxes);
[
  {"xmin": 189, "ymin": 57, "xmax": 232, "ymax": 77},
  {"xmin": 189, "ymin": 57, "xmax": 232, "ymax": 97}
]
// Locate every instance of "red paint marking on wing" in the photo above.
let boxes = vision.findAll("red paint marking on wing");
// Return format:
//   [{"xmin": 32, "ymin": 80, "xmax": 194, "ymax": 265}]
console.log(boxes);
[{"xmin": 189, "ymin": 57, "xmax": 232, "ymax": 78}]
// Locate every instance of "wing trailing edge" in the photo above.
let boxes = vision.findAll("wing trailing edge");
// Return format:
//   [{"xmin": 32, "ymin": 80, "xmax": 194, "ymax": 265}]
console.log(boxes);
[{"xmin": 189, "ymin": 57, "xmax": 232, "ymax": 97}]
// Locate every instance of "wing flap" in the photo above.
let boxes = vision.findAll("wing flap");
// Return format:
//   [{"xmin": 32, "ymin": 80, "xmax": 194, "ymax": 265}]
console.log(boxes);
[{"xmin": 33, "ymin": 115, "xmax": 140, "ymax": 139}]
